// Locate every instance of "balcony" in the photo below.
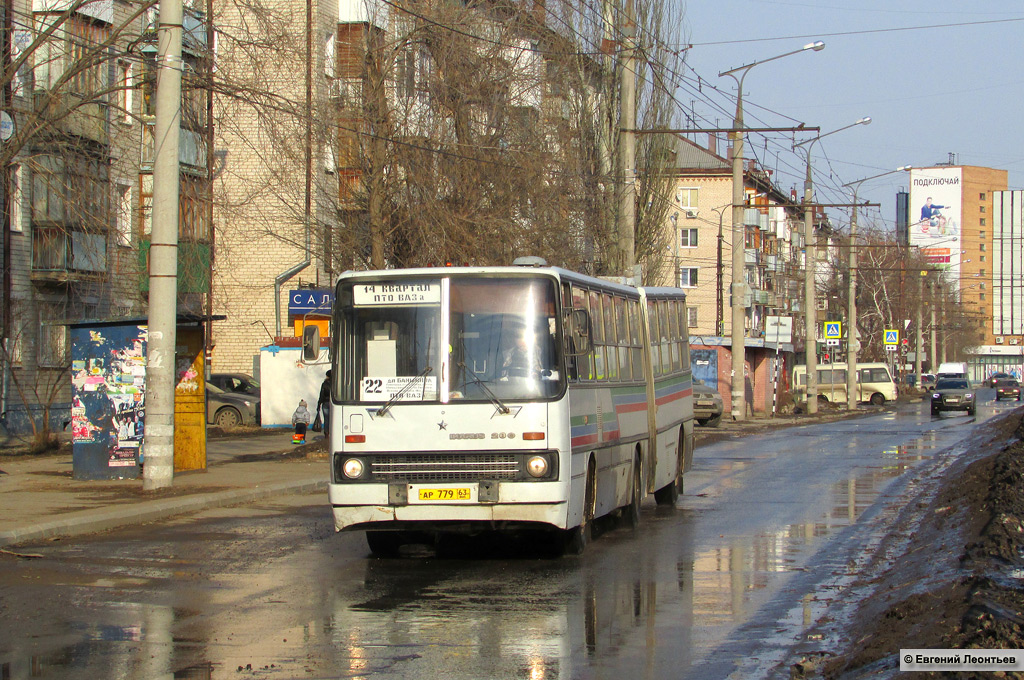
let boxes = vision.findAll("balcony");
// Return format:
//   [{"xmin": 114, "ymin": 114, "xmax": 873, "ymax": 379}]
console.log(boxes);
[
  {"xmin": 743, "ymin": 208, "xmax": 769, "ymax": 230},
  {"xmin": 31, "ymin": 227, "xmax": 107, "ymax": 282},
  {"xmin": 744, "ymin": 249, "xmax": 760, "ymax": 266}
]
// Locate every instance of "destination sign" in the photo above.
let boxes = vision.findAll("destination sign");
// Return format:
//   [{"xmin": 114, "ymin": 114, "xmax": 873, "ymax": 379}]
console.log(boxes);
[{"xmin": 353, "ymin": 282, "xmax": 441, "ymax": 306}]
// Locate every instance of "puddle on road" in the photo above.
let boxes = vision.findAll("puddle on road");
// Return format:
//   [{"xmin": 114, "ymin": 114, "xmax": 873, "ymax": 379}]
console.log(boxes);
[{"xmin": 0, "ymin": 428, "xmax": 959, "ymax": 680}]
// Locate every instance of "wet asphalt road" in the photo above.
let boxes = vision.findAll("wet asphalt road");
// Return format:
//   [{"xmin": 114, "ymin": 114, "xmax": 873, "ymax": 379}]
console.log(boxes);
[{"xmin": 0, "ymin": 390, "xmax": 1018, "ymax": 680}]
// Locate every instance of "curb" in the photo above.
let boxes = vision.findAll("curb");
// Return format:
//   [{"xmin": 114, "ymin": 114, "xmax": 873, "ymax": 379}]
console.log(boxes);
[{"xmin": 0, "ymin": 477, "xmax": 327, "ymax": 548}]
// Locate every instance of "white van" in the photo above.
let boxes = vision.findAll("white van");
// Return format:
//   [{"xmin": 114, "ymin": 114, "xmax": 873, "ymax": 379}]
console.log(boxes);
[
  {"xmin": 792, "ymin": 362, "xmax": 898, "ymax": 406},
  {"xmin": 936, "ymin": 361, "xmax": 968, "ymax": 381}
]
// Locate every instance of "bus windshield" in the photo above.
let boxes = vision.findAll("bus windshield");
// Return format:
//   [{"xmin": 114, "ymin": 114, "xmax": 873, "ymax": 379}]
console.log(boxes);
[
  {"xmin": 341, "ymin": 276, "xmax": 562, "ymax": 404},
  {"xmin": 449, "ymin": 277, "xmax": 561, "ymax": 401}
]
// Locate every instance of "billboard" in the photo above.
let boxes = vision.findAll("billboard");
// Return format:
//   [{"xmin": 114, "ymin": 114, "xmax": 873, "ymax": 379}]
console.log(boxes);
[{"xmin": 909, "ymin": 167, "xmax": 962, "ymax": 283}]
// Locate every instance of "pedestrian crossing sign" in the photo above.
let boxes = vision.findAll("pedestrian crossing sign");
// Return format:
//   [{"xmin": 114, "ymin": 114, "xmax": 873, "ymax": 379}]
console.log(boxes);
[
  {"xmin": 824, "ymin": 322, "xmax": 842, "ymax": 340},
  {"xmin": 884, "ymin": 329, "xmax": 899, "ymax": 345}
]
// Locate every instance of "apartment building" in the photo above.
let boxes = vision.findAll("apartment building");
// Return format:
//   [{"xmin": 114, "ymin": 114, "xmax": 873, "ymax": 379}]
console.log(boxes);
[
  {"xmin": 0, "ymin": 0, "xmax": 213, "ymax": 435},
  {"xmin": 662, "ymin": 136, "xmax": 806, "ymax": 415}
]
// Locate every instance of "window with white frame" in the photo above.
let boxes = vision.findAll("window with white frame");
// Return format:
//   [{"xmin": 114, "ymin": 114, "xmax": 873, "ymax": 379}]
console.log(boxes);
[
  {"xmin": 678, "ymin": 267, "xmax": 698, "ymax": 287},
  {"xmin": 679, "ymin": 228, "xmax": 698, "ymax": 248},
  {"xmin": 676, "ymin": 188, "xmax": 698, "ymax": 208},
  {"xmin": 9, "ymin": 164, "xmax": 23, "ymax": 232},
  {"xmin": 116, "ymin": 60, "xmax": 133, "ymax": 123},
  {"xmin": 687, "ymin": 306, "xmax": 698, "ymax": 328},
  {"xmin": 115, "ymin": 183, "xmax": 132, "ymax": 246}
]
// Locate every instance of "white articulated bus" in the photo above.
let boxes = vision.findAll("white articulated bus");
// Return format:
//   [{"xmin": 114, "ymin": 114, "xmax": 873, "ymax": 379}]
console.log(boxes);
[{"xmin": 304, "ymin": 261, "xmax": 695, "ymax": 556}]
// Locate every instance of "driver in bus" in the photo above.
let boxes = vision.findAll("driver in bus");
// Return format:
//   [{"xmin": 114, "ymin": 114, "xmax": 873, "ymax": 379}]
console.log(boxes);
[{"xmin": 501, "ymin": 323, "xmax": 554, "ymax": 379}]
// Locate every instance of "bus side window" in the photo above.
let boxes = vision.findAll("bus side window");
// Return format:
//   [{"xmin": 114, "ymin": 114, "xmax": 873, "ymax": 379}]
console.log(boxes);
[
  {"xmin": 583, "ymin": 289, "xmax": 600, "ymax": 381},
  {"xmin": 668, "ymin": 302, "xmax": 681, "ymax": 372},
  {"xmin": 615, "ymin": 296, "xmax": 630, "ymax": 381},
  {"xmin": 677, "ymin": 300, "xmax": 691, "ymax": 372},
  {"xmin": 628, "ymin": 300, "xmax": 643, "ymax": 379},
  {"xmin": 659, "ymin": 301, "xmax": 672, "ymax": 375},
  {"xmin": 649, "ymin": 303, "xmax": 662, "ymax": 378},
  {"xmin": 603, "ymin": 293, "xmax": 619, "ymax": 381}
]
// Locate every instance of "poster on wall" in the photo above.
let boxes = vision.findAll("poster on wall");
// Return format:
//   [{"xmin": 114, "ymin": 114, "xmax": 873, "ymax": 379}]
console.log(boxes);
[
  {"xmin": 909, "ymin": 167, "xmax": 962, "ymax": 284},
  {"xmin": 70, "ymin": 324, "xmax": 147, "ymax": 479}
]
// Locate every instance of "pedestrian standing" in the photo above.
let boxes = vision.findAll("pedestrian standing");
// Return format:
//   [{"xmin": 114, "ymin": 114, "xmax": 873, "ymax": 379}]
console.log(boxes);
[
  {"xmin": 318, "ymin": 370, "xmax": 332, "ymax": 438},
  {"xmin": 291, "ymin": 399, "xmax": 312, "ymax": 444}
]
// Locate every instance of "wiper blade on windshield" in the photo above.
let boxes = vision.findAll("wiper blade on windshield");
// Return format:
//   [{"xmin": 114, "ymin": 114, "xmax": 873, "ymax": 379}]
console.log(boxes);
[
  {"xmin": 457, "ymin": 361, "xmax": 510, "ymax": 414},
  {"xmin": 376, "ymin": 366, "xmax": 432, "ymax": 418}
]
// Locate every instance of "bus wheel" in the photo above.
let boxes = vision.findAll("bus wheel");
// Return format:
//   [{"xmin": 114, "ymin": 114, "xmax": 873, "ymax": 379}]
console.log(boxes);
[
  {"xmin": 562, "ymin": 459, "xmax": 596, "ymax": 555},
  {"xmin": 870, "ymin": 393, "xmax": 885, "ymax": 406},
  {"xmin": 366, "ymin": 531, "xmax": 403, "ymax": 558},
  {"xmin": 626, "ymin": 452, "xmax": 642, "ymax": 529}
]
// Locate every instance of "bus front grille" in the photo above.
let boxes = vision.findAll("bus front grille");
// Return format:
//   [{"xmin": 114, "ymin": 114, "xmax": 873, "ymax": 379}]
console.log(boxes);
[{"xmin": 371, "ymin": 453, "xmax": 520, "ymax": 482}]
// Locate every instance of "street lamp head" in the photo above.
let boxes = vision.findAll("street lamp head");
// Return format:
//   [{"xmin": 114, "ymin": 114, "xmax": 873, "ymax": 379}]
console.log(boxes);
[
  {"xmin": 804, "ymin": 41, "xmax": 826, "ymax": 52},
  {"xmin": 897, "ymin": 165, "xmax": 912, "ymax": 171},
  {"xmin": 856, "ymin": 117, "xmax": 871, "ymax": 126}
]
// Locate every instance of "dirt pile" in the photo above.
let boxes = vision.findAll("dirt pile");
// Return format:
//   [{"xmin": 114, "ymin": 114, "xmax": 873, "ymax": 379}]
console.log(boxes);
[{"xmin": 818, "ymin": 412, "xmax": 1024, "ymax": 679}]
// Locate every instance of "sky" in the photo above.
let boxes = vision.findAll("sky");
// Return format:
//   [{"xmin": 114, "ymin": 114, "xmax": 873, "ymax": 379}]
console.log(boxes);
[{"xmin": 669, "ymin": 1, "xmax": 1024, "ymax": 234}]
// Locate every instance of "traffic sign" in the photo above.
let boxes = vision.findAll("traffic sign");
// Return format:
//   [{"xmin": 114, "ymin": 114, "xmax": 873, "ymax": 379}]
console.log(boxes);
[
  {"xmin": 824, "ymin": 322, "xmax": 842, "ymax": 340},
  {"xmin": 826, "ymin": 339, "xmax": 840, "ymax": 347},
  {"xmin": 884, "ymin": 329, "xmax": 899, "ymax": 345},
  {"xmin": 885, "ymin": 345, "xmax": 898, "ymax": 352}
]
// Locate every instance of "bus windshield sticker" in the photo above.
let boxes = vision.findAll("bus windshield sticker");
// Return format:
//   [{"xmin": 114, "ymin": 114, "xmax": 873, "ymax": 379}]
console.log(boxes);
[
  {"xmin": 353, "ymin": 283, "xmax": 441, "ymax": 306},
  {"xmin": 361, "ymin": 376, "xmax": 438, "ymax": 402}
]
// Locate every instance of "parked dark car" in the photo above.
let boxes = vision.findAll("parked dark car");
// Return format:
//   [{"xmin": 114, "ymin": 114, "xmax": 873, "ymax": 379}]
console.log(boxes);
[
  {"xmin": 994, "ymin": 378, "xmax": 1022, "ymax": 401},
  {"xmin": 693, "ymin": 381, "xmax": 724, "ymax": 427},
  {"xmin": 209, "ymin": 372, "xmax": 261, "ymax": 397},
  {"xmin": 989, "ymin": 372, "xmax": 1014, "ymax": 388},
  {"xmin": 206, "ymin": 383, "xmax": 261, "ymax": 427},
  {"xmin": 930, "ymin": 377, "xmax": 976, "ymax": 416}
]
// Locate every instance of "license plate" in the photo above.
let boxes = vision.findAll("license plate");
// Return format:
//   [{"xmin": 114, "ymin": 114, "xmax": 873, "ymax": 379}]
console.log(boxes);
[
  {"xmin": 409, "ymin": 484, "xmax": 477, "ymax": 503},
  {"xmin": 946, "ymin": 396, "xmax": 960, "ymax": 403}
]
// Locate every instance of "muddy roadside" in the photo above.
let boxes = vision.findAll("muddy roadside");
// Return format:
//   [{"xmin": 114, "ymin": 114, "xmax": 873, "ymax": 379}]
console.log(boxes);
[{"xmin": 787, "ymin": 410, "xmax": 1024, "ymax": 679}]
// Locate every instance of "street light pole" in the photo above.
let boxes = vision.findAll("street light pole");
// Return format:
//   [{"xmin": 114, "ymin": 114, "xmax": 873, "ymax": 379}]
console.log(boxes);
[
  {"xmin": 842, "ymin": 166, "xmax": 911, "ymax": 411},
  {"xmin": 719, "ymin": 41, "xmax": 823, "ymax": 421},
  {"xmin": 793, "ymin": 116, "xmax": 870, "ymax": 415}
]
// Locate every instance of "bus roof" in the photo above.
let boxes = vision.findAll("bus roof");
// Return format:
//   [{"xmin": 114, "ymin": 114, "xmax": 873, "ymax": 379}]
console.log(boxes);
[{"xmin": 334, "ymin": 265, "xmax": 688, "ymax": 299}]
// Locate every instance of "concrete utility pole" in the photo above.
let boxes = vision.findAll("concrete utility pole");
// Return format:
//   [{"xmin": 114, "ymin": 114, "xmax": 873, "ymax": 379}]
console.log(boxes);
[
  {"xmin": 793, "ymin": 116, "xmax": 870, "ymax": 415},
  {"xmin": 719, "ymin": 41, "xmax": 823, "ymax": 421},
  {"xmin": 617, "ymin": 0, "xmax": 637, "ymax": 277},
  {"xmin": 144, "ymin": 0, "xmax": 184, "ymax": 490},
  {"xmin": 842, "ymin": 166, "xmax": 911, "ymax": 411}
]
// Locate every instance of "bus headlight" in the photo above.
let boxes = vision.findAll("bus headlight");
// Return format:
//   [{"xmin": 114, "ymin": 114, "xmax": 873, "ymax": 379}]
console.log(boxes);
[
  {"xmin": 342, "ymin": 458, "xmax": 365, "ymax": 479},
  {"xmin": 526, "ymin": 455, "xmax": 549, "ymax": 478}
]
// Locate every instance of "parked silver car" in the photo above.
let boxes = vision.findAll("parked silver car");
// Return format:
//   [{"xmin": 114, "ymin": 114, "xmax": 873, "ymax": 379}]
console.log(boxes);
[
  {"xmin": 693, "ymin": 381, "xmax": 724, "ymax": 427},
  {"xmin": 206, "ymin": 383, "xmax": 261, "ymax": 427},
  {"xmin": 209, "ymin": 372, "xmax": 261, "ymax": 397},
  {"xmin": 930, "ymin": 377, "xmax": 976, "ymax": 417}
]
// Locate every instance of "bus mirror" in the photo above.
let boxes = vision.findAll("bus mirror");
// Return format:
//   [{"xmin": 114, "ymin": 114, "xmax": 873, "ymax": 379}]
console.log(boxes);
[
  {"xmin": 566, "ymin": 309, "xmax": 592, "ymax": 355},
  {"xmin": 302, "ymin": 324, "xmax": 320, "ymax": 362}
]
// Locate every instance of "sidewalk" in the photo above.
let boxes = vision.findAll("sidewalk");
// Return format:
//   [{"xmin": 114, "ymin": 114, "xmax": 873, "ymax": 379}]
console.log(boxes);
[
  {"xmin": 0, "ymin": 403, "xmax": 880, "ymax": 549},
  {"xmin": 0, "ymin": 430, "xmax": 328, "ymax": 548}
]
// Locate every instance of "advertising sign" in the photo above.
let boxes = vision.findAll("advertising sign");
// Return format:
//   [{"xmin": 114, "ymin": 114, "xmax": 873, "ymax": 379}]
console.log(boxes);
[
  {"xmin": 909, "ymin": 167, "xmax": 962, "ymax": 283},
  {"xmin": 70, "ymin": 324, "xmax": 147, "ymax": 479}
]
